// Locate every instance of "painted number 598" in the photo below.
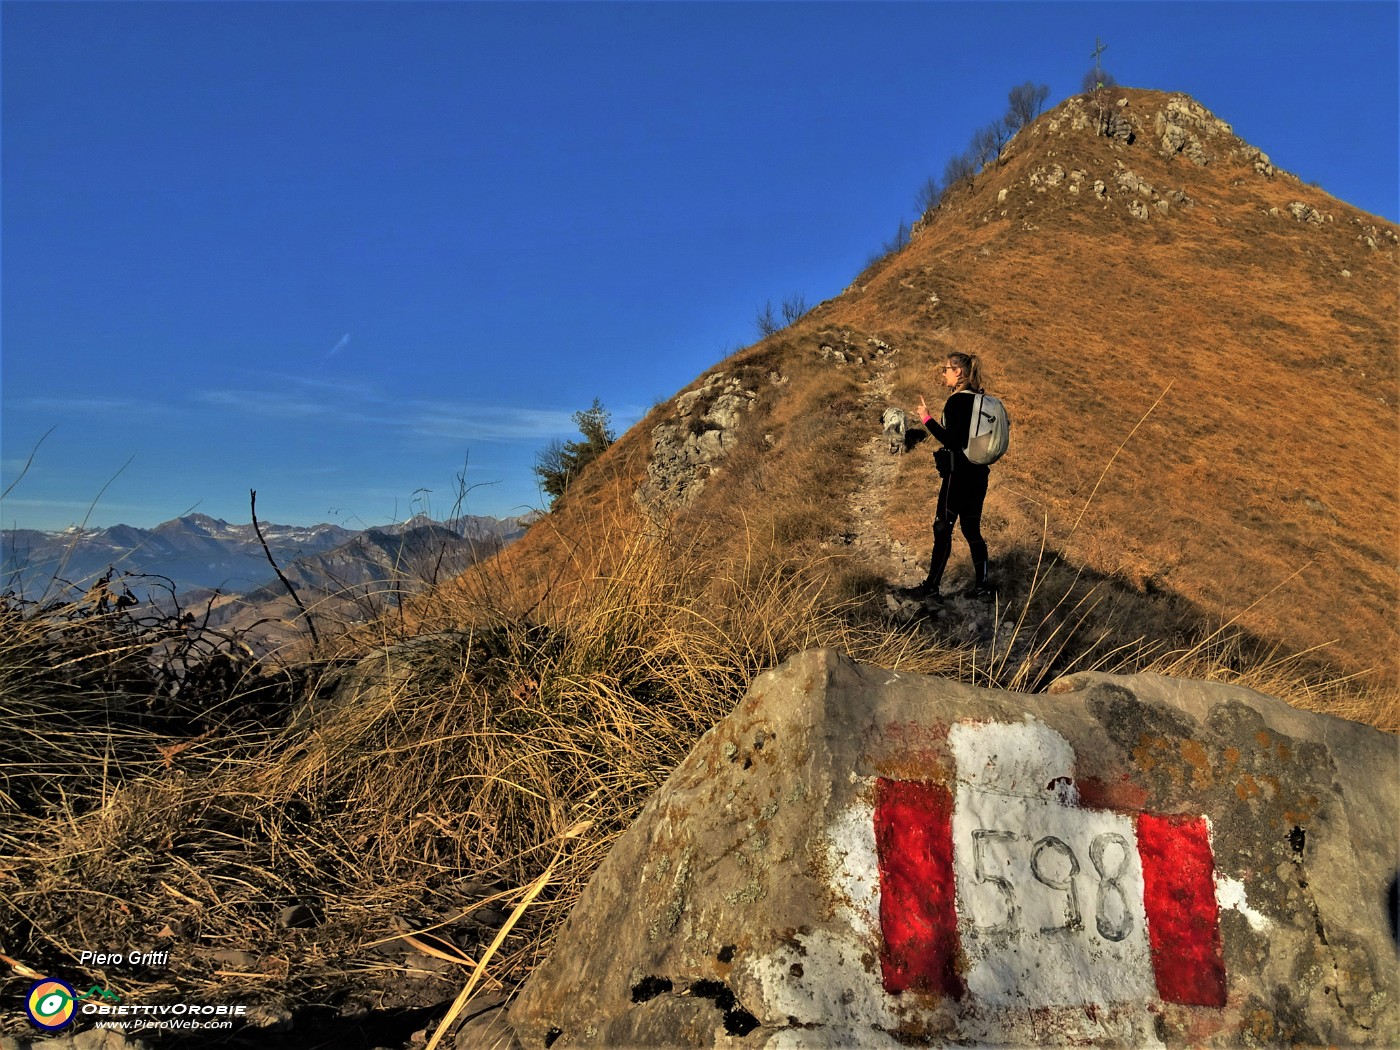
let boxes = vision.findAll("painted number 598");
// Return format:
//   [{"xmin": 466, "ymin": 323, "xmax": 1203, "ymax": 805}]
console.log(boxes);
[{"xmin": 968, "ymin": 829, "xmax": 1134, "ymax": 942}]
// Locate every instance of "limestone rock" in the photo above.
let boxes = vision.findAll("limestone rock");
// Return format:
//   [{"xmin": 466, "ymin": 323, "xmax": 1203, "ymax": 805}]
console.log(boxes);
[
  {"xmin": 1115, "ymin": 168, "xmax": 1155, "ymax": 198},
  {"xmin": 636, "ymin": 372, "xmax": 757, "ymax": 516},
  {"xmin": 509, "ymin": 650, "xmax": 1398, "ymax": 1048},
  {"xmin": 1289, "ymin": 201, "xmax": 1326, "ymax": 225},
  {"xmin": 1029, "ymin": 164, "xmax": 1066, "ymax": 191},
  {"xmin": 1154, "ymin": 96, "xmax": 1225, "ymax": 167},
  {"xmin": 1104, "ymin": 113, "xmax": 1135, "ymax": 143},
  {"xmin": 865, "ymin": 337, "xmax": 896, "ymax": 358},
  {"xmin": 1234, "ymin": 144, "xmax": 1275, "ymax": 177},
  {"xmin": 1046, "ymin": 95, "xmax": 1098, "ymax": 134}
]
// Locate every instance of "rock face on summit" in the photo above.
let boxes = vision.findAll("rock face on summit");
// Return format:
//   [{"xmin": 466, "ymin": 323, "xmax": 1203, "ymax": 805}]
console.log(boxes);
[{"xmin": 509, "ymin": 650, "xmax": 1397, "ymax": 1048}]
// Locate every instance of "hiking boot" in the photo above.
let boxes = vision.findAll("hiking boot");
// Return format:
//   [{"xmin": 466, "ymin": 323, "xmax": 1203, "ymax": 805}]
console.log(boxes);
[
  {"xmin": 964, "ymin": 581, "xmax": 996, "ymax": 602},
  {"xmin": 895, "ymin": 581, "xmax": 939, "ymax": 602}
]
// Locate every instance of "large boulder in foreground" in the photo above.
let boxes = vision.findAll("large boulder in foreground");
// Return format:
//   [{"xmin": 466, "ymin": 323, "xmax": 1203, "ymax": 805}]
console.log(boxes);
[{"xmin": 508, "ymin": 650, "xmax": 1398, "ymax": 1048}]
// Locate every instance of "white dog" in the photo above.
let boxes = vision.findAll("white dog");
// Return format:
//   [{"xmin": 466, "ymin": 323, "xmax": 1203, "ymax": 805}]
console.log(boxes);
[{"xmin": 882, "ymin": 407, "xmax": 908, "ymax": 455}]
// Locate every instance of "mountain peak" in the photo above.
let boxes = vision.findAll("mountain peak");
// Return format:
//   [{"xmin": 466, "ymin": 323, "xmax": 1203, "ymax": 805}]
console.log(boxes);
[
  {"xmin": 486, "ymin": 86, "xmax": 1399, "ymax": 684},
  {"xmin": 175, "ymin": 513, "xmax": 232, "ymax": 534},
  {"xmin": 913, "ymin": 87, "xmax": 1336, "ymax": 241}
]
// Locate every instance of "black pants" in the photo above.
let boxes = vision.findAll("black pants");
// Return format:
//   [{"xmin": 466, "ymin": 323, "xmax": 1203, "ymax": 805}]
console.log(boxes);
[{"xmin": 924, "ymin": 468, "xmax": 989, "ymax": 590}]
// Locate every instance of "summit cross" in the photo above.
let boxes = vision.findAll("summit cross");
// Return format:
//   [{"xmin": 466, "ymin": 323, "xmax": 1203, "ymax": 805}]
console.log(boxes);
[{"xmin": 1091, "ymin": 37, "xmax": 1109, "ymax": 87}]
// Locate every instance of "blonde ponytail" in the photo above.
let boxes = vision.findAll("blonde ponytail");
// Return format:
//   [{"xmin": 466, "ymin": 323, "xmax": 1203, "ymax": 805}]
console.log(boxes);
[{"xmin": 948, "ymin": 351, "xmax": 986, "ymax": 393}]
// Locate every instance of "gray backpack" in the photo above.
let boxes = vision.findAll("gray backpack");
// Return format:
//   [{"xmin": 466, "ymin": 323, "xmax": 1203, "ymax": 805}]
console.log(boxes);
[{"xmin": 951, "ymin": 391, "xmax": 1010, "ymax": 465}]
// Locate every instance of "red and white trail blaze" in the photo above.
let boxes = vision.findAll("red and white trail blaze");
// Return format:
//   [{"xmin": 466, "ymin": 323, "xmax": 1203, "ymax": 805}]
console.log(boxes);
[{"xmin": 874, "ymin": 719, "xmax": 1227, "ymax": 1009}]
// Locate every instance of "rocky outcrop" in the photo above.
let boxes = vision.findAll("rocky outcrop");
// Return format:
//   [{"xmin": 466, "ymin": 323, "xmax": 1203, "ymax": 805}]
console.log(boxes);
[
  {"xmin": 1104, "ymin": 110, "xmax": 1135, "ymax": 143},
  {"xmin": 635, "ymin": 372, "xmax": 758, "ymax": 516},
  {"xmin": 1029, "ymin": 163, "xmax": 1067, "ymax": 191},
  {"xmin": 1155, "ymin": 102, "xmax": 1216, "ymax": 166},
  {"xmin": 815, "ymin": 332, "xmax": 898, "ymax": 366},
  {"xmin": 1288, "ymin": 200, "xmax": 1328, "ymax": 225},
  {"xmin": 508, "ymin": 650, "xmax": 1398, "ymax": 1048},
  {"xmin": 1041, "ymin": 92, "xmax": 1291, "ymax": 192}
]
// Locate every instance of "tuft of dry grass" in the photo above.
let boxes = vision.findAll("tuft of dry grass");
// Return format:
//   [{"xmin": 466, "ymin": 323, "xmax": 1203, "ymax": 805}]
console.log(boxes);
[{"xmin": 0, "ymin": 508, "xmax": 952, "ymax": 1036}]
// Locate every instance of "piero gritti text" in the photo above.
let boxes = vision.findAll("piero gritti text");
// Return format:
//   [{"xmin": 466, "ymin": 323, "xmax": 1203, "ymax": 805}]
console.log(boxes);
[{"xmin": 78, "ymin": 949, "xmax": 171, "ymax": 967}]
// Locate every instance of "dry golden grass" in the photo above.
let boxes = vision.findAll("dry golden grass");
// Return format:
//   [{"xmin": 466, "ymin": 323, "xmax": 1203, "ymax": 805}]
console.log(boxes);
[
  {"xmin": 0, "ymin": 509, "xmax": 942, "ymax": 1031},
  {"xmin": 904, "ymin": 91, "xmax": 1400, "ymax": 685},
  {"xmin": 3, "ymin": 480, "xmax": 1393, "ymax": 1040}
]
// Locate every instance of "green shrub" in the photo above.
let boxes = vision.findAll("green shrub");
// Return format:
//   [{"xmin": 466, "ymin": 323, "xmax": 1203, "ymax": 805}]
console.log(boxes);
[{"xmin": 533, "ymin": 399, "xmax": 615, "ymax": 507}]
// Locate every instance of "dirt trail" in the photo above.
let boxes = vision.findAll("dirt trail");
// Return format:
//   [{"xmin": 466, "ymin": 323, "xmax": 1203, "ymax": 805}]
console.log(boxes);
[
  {"xmin": 844, "ymin": 353, "xmax": 1032, "ymax": 676},
  {"xmin": 845, "ymin": 353, "xmax": 923, "ymax": 587}
]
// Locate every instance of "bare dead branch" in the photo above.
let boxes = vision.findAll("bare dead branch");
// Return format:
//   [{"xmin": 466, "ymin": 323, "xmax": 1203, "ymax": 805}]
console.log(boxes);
[{"xmin": 250, "ymin": 489, "xmax": 320, "ymax": 653}]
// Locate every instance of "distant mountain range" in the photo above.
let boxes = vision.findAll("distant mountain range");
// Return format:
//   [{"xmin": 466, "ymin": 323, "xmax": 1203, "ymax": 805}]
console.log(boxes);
[{"xmin": 2, "ymin": 511, "xmax": 531, "ymax": 608}]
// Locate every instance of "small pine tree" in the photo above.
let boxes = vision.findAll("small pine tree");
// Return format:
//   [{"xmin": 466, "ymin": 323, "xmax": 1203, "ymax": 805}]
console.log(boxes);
[{"xmin": 534, "ymin": 399, "xmax": 616, "ymax": 506}]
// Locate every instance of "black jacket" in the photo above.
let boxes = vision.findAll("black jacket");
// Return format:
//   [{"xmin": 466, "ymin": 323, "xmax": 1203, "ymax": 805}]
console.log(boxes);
[{"xmin": 923, "ymin": 390, "xmax": 990, "ymax": 479}]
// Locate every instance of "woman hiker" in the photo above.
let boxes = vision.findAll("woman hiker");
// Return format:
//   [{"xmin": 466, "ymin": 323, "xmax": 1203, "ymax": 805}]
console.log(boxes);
[{"xmin": 898, "ymin": 351, "xmax": 994, "ymax": 603}]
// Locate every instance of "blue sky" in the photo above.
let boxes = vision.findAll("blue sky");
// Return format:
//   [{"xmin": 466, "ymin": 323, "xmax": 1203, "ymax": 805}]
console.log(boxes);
[{"xmin": 4, "ymin": 1, "xmax": 1397, "ymax": 532}]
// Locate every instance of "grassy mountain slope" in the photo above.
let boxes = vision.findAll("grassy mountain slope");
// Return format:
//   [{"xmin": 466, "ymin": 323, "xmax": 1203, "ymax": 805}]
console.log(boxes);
[{"xmin": 485, "ymin": 87, "xmax": 1398, "ymax": 688}]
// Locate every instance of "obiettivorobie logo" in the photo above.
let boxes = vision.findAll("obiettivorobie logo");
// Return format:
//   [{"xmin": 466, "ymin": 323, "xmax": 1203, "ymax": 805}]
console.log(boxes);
[
  {"xmin": 23, "ymin": 975, "xmax": 246, "ymax": 1033},
  {"xmin": 25, "ymin": 978, "xmax": 77, "ymax": 1031},
  {"xmin": 25, "ymin": 980, "xmax": 121, "ymax": 1031}
]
